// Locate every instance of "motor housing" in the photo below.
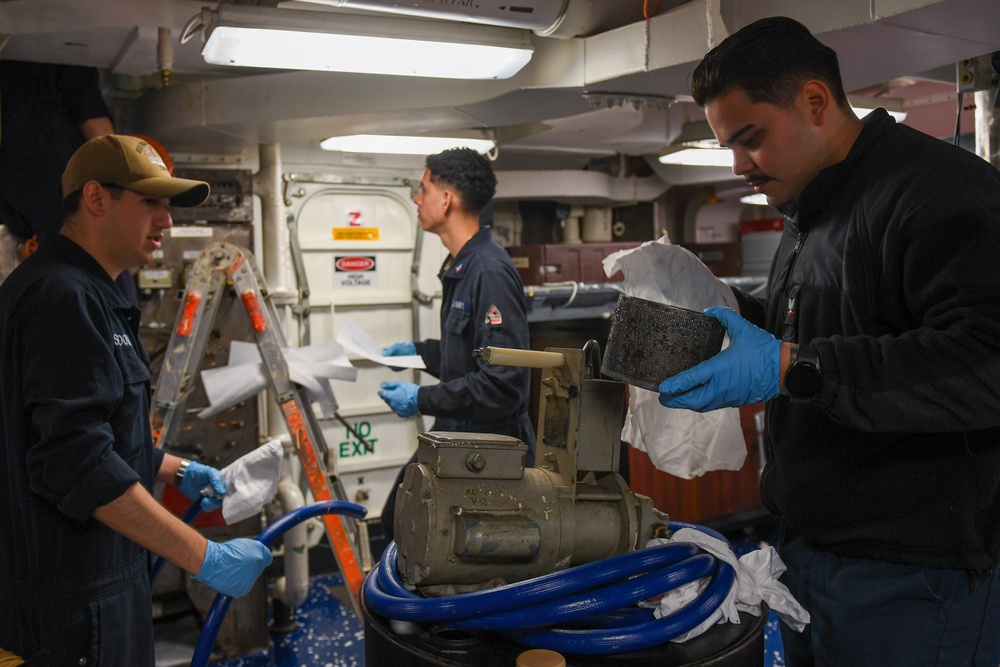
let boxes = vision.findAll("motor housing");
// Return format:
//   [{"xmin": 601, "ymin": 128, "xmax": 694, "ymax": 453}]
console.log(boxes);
[{"xmin": 393, "ymin": 346, "xmax": 668, "ymax": 594}]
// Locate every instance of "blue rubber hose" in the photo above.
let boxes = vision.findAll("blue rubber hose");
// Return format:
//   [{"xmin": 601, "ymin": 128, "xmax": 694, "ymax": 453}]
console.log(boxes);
[
  {"xmin": 363, "ymin": 520, "xmax": 737, "ymax": 656},
  {"xmin": 151, "ymin": 501, "xmax": 202, "ymax": 584},
  {"xmin": 366, "ymin": 541, "xmax": 703, "ymax": 620},
  {"xmin": 451, "ymin": 553, "xmax": 717, "ymax": 631},
  {"xmin": 190, "ymin": 500, "xmax": 368, "ymax": 667}
]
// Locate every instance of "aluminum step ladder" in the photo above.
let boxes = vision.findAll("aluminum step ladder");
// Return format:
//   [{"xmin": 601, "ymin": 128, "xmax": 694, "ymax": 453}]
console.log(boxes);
[{"xmin": 149, "ymin": 241, "xmax": 365, "ymax": 615}]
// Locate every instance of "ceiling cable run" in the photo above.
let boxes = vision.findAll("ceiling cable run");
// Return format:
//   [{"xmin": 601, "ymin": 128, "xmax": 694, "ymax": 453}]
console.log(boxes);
[
  {"xmin": 584, "ymin": 92, "xmax": 676, "ymax": 111},
  {"xmin": 286, "ymin": 0, "xmax": 587, "ymax": 36},
  {"xmin": 643, "ymin": 0, "xmax": 664, "ymax": 20}
]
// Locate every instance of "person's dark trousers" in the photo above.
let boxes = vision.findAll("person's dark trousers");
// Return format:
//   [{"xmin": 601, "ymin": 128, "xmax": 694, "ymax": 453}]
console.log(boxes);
[
  {"xmin": 778, "ymin": 525, "xmax": 1000, "ymax": 666},
  {"xmin": 0, "ymin": 556, "xmax": 155, "ymax": 666}
]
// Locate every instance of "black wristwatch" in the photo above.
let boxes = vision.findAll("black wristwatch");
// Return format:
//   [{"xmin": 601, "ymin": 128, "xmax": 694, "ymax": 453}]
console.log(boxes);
[{"xmin": 785, "ymin": 344, "xmax": 822, "ymax": 400}]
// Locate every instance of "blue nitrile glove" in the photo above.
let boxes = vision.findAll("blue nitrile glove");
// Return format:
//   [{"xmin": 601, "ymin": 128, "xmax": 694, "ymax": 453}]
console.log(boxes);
[
  {"xmin": 192, "ymin": 538, "xmax": 273, "ymax": 598},
  {"xmin": 383, "ymin": 341, "xmax": 417, "ymax": 372},
  {"xmin": 178, "ymin": 460, "xmax": 228, "ymax": 512},
  {"xmin": 657, "ymin": 306, "xmax": 781, "ymax": 412},
  {"xmin": 378, "ymin": 381, "xmax": 420, "ymax": 417},
  {"xmin": 383, "ymin": 341, "xmax": 417, "ymax": 357}
]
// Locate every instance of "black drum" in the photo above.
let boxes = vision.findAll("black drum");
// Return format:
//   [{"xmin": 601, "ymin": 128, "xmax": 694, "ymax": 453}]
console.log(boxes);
[{"xmin": 362, "ymin": 575, "xmax": 766, "ymax": 667}]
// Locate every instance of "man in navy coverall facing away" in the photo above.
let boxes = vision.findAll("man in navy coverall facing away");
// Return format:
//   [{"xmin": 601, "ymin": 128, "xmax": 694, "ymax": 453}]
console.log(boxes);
[{"xmin": 378, "ymin": 147, "xmax": 535, "ymax": 542}]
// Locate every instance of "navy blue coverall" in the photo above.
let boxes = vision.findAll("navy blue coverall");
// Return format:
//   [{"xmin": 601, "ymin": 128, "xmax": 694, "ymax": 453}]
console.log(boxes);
[
  {"xmin": 382, "ymin": 228, "xmax": 535, "ymax": 540},
  {"xmin": 415, "ymin": 228, "xmax": 535, "ymax": 450},
  {"xmin": 0, "ymin": 236, "xmax": 162, "ymax": 665}
]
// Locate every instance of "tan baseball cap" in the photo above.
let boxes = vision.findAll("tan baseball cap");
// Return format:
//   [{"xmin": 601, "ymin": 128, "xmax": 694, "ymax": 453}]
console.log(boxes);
[{"xmin": 61, "ymin": 134, "xmax": 210, "ymax": 207}]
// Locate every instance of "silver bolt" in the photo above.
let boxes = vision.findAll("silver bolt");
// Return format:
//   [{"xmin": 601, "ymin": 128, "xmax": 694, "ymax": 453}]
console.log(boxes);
[{"xmin": 465, "ymin": 452, "xmax": 486, "ymax": 472}]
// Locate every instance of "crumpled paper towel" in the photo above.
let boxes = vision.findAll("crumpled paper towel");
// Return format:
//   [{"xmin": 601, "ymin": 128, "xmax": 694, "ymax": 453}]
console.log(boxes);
[
  {"xmin": 210, "ymin": 439, "xmax": 284, "ymax": 525},
  {"xmin": 639, "ymin": 529, "xmax": 810, "ymax": 642},
  {"xmin": 602, "ymin": 237, "xmax": 746, "ymax": 478}
]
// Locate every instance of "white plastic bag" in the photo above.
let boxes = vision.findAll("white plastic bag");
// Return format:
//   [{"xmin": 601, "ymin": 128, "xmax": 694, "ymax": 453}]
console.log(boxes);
[{"xmin": 602, "ymin": 237, "xmax": 745, "ymax": 478}]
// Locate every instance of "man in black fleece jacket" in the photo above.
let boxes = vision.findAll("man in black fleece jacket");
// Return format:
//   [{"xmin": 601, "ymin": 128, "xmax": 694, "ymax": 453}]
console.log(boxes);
[{"xmin": 658, "ymin": 16, "xmax": 1000, "ymax": 666}]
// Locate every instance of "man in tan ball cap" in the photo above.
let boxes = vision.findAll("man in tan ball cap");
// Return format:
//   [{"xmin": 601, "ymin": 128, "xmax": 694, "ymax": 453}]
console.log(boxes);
[{"xmin": 0, "ymin": 135, "xmax": 272, "ymax": 665}]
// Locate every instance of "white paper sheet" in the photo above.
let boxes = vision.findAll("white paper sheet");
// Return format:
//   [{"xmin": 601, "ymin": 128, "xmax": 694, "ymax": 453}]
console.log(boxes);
[
  {"xmin": 336, "ymin": 319, "xmax": 425, "ymax": 369},
  {"xmin": 199, "ymin": 340, "xmax": 357, "ymax": 419}
]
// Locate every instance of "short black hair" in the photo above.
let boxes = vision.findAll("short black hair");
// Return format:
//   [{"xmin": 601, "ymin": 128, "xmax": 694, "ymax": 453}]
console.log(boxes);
[
  {"xmin": 690, "ymin": 16, "xmax": 849, "ymax": 109},
  {"xmin": 62, "ymin": 183, "xmax": 125, "ymax": 220},
  {"xmin": 425, "ymin": 147, "xmax": 496, "ymax": 214}
]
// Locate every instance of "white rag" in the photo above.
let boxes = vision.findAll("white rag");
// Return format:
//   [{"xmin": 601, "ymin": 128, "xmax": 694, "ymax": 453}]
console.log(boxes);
[
  {"xmin": 207, "ymin": 439, "xmax": 284, "ymax": 525},
  {"xmin": 602, "ymin": 237, "xmax": 746, "ymax": 478},
  {"xmin": 639, "ymin": 529, "xmax": 810, "ymax": 642}
]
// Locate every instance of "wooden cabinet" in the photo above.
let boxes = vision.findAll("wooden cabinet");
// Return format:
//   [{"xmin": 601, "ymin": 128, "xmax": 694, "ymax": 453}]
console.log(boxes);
[{"xmin": 627, "ymin": 404, "xmax": 766, "ymax": 526}]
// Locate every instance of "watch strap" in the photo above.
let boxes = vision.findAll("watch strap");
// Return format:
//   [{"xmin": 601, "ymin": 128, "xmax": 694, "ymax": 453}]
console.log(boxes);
[
  {"xmin": 786, "ymin": 343, "xmax": 821, "ymax": 400},
  {"xmin": 175, "ymin": 458, "xmax": 191, "ymax": 486}
]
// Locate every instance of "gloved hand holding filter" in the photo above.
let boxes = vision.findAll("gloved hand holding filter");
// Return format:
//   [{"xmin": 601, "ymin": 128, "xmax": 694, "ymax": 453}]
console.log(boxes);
[{"xmin": 657, "ymin": 306, "xmax": 781, "ymax": 412}]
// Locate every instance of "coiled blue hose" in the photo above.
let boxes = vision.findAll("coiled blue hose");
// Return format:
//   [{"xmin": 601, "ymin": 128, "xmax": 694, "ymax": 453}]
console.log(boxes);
[
  {"xmin": 190, "ymin": 500, "xmax": 368, "ymax": 667},
  {"xmin": 363, "ymin": 521, "xmax": 736, "ymax": 656}
]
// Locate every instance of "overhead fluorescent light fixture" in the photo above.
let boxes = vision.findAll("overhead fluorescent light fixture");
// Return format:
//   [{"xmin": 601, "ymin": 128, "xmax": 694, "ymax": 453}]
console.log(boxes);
[
  {"xmin": 321, "ymin": 135, "xmax": 495, "ymax": 155},
  {"xmin": 847, "ymin": 97, "xmax": 907, "ymax": 123},
  {"xmin": 657, "ymin": 121, "xmax": 735, "ymax": 167},
  {"xmin": 852, "ymin": 106, "xmax": 907, "ymax": 122},
  {"xmin": 196, "ymin": 5, "xmax": 533, "ymax": 79},
  {"xmin": 658, "ymin": 146, "xmax": 734, "ymax": 167}
]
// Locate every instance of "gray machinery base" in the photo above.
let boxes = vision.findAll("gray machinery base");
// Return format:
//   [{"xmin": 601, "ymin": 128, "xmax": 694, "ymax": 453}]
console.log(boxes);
[{"xmin": 362, "ymin": 589, "xmax": 767, "ymax": 667}]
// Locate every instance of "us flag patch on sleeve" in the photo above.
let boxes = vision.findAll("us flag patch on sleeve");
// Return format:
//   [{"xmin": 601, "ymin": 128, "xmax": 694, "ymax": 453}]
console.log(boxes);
[{"xmin": 485, "ymin": 305, "xmax": 503, "ymax": 325}]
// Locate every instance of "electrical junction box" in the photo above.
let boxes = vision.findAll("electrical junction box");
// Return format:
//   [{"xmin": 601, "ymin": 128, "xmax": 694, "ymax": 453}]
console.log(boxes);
[
  {"xmin": 137, "ymin": 266, "xmax": 174, "ymax": 290},
  {"xmin": 957, "ymin": 55, "xmax": 996, "ymax": 93}
]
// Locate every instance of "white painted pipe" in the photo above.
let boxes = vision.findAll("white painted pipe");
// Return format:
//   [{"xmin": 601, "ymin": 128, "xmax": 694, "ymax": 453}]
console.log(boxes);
[
  {"xmin": 255, "ymin": 143, "xmax": 289, "ymax": 292},
  {"xmin": 975, "ymin": 87, "xmax": 1000, "ymax": 168},
  {"xmin": 273, "ymin": 480, "xmax": 310, "ymax": 610}
]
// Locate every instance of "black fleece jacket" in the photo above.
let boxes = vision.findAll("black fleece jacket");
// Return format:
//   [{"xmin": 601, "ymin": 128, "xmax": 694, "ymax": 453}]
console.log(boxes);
[{"xmin": 738, "ymin": 109, "xmax": 1000, "ymax": 571}]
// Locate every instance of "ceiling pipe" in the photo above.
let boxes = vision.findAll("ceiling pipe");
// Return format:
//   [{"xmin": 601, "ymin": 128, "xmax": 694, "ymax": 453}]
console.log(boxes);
[
  {"xmin": 156, "ymin": 26, "xmax": 172, "ymax": 88},
  {"xmin": 292, "ymin": 0, "xmax": 598, "ymax": 38},
  {"xmin": 974, "ymin": 54, "xmax": 1000, "ymax": 167}
]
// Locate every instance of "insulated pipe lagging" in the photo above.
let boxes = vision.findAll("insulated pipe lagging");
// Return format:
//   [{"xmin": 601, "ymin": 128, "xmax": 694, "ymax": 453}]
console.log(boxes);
[
  {"xmin": 190, "ymin": 501, "xmax": 368, "ymax": 667},
  {"xmin": 255, "ymin": 142, "xmax": 288, "ymax": 292},
  {"xmin": 273, "ymin": 480, "xmax": 310, "ymax": 610},
  {"xmin": 363, "ymin": 521, "xmax": 736, "ymax": 656}
]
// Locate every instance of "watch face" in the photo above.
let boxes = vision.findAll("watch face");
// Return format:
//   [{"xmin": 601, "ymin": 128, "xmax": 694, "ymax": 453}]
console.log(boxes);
[{"xmin": 787, "ymin": 361, "xmax": 822, "ymax": 398}]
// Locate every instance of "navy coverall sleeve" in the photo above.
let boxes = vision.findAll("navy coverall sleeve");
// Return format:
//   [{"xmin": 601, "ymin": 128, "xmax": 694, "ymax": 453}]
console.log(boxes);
[
  {"xmin": 18, "ymin": 280, "xmax": 140, "ymax": 522},
  {"xmin": 416, "ymin": 264, "xmax": 531, "ymax": 422},
  {"xmin": 418, "ymin": 338, "xmax": 443, "ymax": 379}
]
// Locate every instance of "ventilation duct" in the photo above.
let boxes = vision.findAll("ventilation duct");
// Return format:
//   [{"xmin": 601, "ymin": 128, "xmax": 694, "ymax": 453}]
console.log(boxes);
[{"xmin": 292, "ymin": 0, "xmax": 598, "ymax": 38}]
